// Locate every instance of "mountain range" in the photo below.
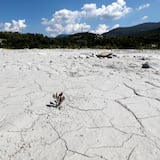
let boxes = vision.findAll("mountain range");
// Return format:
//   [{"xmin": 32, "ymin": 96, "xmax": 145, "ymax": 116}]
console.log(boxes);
[{"xmin": 102, "ymin": 22, "xmax": 160, "ymax": 37}]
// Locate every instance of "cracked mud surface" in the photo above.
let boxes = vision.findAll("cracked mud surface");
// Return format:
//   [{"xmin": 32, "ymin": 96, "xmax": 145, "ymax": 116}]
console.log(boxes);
[{"xmin": 0, "ymin": 49, "xmax": 160, "ymax": 160}]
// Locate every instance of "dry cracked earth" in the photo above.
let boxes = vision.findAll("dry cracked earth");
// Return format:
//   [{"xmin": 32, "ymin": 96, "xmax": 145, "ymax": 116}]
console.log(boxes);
[{"xmin": 0, "ymin": 49, "xmax": 160, "ymax": 160}]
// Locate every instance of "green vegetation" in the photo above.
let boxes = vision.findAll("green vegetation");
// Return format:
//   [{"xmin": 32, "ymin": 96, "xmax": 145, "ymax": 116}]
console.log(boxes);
[{"xmin": 0, "ymin": 28, "xmax": 160, "ymax": 49}]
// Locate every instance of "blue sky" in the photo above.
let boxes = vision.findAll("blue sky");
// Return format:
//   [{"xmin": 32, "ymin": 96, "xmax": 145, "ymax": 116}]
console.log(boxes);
[{"xmin": 0, "ymin": 0, "xmax": 159, "ymax": 37}]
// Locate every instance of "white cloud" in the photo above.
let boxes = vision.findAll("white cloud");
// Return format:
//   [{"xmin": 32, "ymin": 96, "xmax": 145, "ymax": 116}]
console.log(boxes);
[
  {"xmin": 42, "ymin": 9, "xmax": 89, "ymax": 36},
  {"xmin": 81, "ymin": 0, "xmax": 132, "ymax": 20},
  {"xmin": 99, "ymin": 0, "xmax": 131, "ymax": 20},
  {"xmin": 0, "ymin": 19, "xmax": 27, "ymax": 32},
  {"xmin": 112, "ymin": 24, "xmax": 120, "ymax": 29},
  {"xmin": 42, "ymin": 0, "xmax": 132, "ymax": 36},
  {"xmin": 91, "ymin": 24, "xmax": 109, "ymax": 34},
  {"xmin": 141, "ymin": 16, "xmax": 148, "ymax": 21},
  {"xmin": 81, "ymin": 3, "xmax": 97, "ymax": 18},
  {"xmin": 53, "ymin": 9, "xmax": 80, "ymax": 25},
  {"xmin": 137, "ymin": 3, "xmax": 150, "ymax": 11},
  {"xmin": 65, "ymin": 23, "xmax": 90, "ymax": 33}
]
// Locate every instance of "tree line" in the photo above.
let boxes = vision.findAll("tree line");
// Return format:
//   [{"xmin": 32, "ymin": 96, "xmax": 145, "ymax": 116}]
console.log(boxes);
[{"xmin": 0, "ymin": 29, "xmax": 160, "ymax": 49}]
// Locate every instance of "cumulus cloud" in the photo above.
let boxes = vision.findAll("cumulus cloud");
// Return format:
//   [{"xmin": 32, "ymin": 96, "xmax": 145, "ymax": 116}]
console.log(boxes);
[
  {"xmin": 0, "ymin": 19, "xmax": 27, "ymax": 32},
  {"xmin": 91, "ymin": 24, "xmax": 109, "ymax": 34},
  {"xmin": 42, "ymin": 9, "xmax": 90, "ymax": 37},
  {"xmin": 112, "ymin": 24, "xmax": 120, "ymax": 29},
  {"xmin": 137, "ymin": 3, "xmax": 150, "ymax": 11},
  {"xmin": 82, "ymin": 0, "xmax": 131, "ymax": 20},
  {"xmin": 141, "ymin": 16, "xmax": 148, "ymax": 21},
  {"xmin": 42, "ymin": 0, "xmax": 131, "ymax": 36}
]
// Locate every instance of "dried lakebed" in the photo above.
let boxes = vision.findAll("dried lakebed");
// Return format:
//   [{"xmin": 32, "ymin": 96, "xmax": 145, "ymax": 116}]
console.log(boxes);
[{"xmin": 0, "ymin": 49, "xmax": 160, "ymax": 160}]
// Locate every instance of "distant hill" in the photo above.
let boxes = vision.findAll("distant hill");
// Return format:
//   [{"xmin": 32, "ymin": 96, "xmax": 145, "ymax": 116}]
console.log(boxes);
[
  {"xmin": 137, "ymin": 27, "xmax": 160, "ymax": 44},
  {"xmin": 103, "ymin": 22, "xmax": 160, "ymax": 37},
  {"xmin": 56, "ymin": 34, "xmax": 69, "ymax": 38},
  {"xmin": 69, "ymin": 32, "xmax": 97, "ymax": 38}
]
